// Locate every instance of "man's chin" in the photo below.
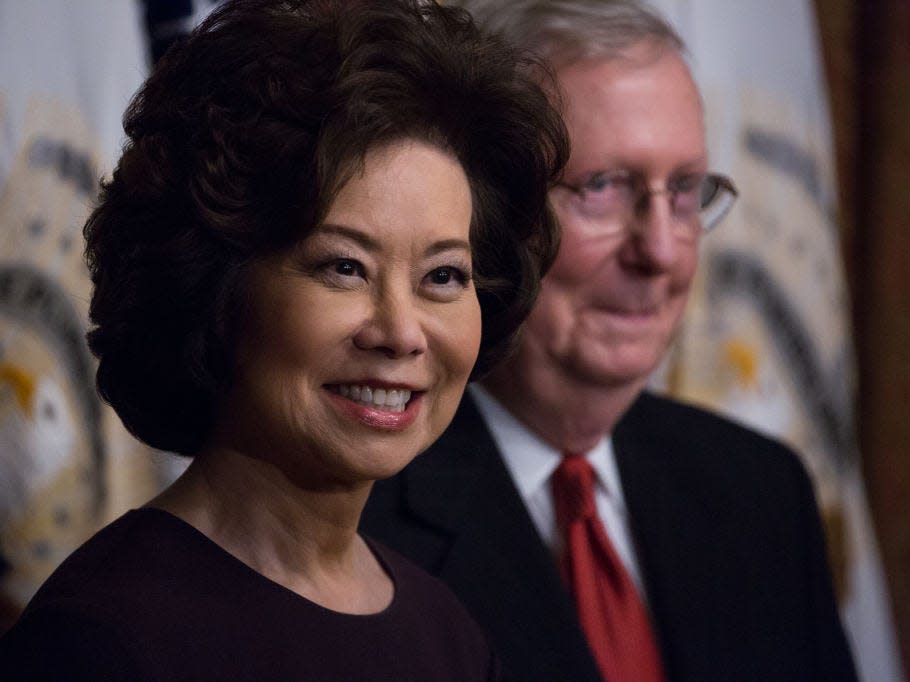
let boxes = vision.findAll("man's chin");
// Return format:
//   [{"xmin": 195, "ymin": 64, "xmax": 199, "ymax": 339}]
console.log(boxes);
[{"xmin": 566, "ymin": 345, "xmax": 663, "ymax": 390}]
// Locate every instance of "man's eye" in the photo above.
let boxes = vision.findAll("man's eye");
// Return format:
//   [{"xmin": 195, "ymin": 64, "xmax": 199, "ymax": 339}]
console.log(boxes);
[
  {"xmin": 568, "ymin": 172, "xmax": 635, "ymax": 220},
  {"xmin": 669, "ymin": 174, "xmax": 703, "ymax": 194},
  {"xmin": 584, "ymin": 171, "xmax": 632, "ymax": 193}
]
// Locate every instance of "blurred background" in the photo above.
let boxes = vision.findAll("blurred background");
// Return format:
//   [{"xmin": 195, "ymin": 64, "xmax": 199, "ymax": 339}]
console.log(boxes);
[
  {"xmin": 0, "ymin": 1, "xmax": 906, "ymax": 680},
  {"xmin": 815, "ymin": 3, "xmax": 910, "ymax": 677}
]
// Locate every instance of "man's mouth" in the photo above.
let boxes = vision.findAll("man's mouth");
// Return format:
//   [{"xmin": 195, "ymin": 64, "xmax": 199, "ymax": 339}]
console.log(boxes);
[{"xmin": 327, "ymin": 384, "xmax": 414, "ymax": 413}]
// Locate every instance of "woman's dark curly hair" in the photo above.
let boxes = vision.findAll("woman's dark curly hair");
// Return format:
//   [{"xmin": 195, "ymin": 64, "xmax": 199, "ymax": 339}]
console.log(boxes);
[{"xmin": 85, "ymin": 0, "xmax": 568, "ymax": 455}]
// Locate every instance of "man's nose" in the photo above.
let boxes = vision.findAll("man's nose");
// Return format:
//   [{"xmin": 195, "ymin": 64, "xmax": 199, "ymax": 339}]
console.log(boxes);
[
  {"xmin": 623, "ymin": 190, "xmax": 682, "ymax": 271},
  {"xmin": 352, "ymin": 285, "xmax": 428, "ymax": 358}
]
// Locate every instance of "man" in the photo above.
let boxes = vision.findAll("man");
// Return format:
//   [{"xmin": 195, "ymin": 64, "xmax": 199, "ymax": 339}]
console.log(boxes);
[{"xmin": 361, "ymin": 2, "xmax": 857, "ymax": 681}]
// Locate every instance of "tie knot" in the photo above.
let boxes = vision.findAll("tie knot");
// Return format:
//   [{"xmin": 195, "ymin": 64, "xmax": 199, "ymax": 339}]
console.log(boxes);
[{"xmin": 552, "ymin": 454, "xmax": 597, "ymax": 529}]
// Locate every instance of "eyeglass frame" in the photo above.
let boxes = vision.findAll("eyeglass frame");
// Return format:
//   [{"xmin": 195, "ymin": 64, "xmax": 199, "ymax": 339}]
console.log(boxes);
[{"xmin": 553, "ymin": 169, "xmax": 738, "ymax": 236}]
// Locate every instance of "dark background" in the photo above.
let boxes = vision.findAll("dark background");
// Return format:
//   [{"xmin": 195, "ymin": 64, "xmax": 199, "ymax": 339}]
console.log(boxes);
[{"xmin": 815, "ymin": 0, "xmax": 910, "ymax": 670}]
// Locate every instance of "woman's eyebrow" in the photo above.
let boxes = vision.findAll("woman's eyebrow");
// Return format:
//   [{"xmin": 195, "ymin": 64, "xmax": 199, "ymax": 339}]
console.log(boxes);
[
  {"xmin": 313, "ymin": 225, "xmax": 471, "ymax": 257},
  {"xmin": 425, "ymin": 239, "xmax": 472, "ymax": 257},
  {"xmin": 312, "ymin": 223, "xmax": 380, "ymax": 251}
]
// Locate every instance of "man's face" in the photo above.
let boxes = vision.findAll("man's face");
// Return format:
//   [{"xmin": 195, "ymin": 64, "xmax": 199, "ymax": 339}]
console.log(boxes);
[{"xmin": 523, "ymin": 45, "xmax": 706, "ymax": 392}]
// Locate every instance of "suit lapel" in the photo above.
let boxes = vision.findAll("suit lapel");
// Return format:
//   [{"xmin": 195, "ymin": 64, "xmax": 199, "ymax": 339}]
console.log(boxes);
[
  {"xmin": 614, "ymin": 393, "xmax": 734, "ymax": 680},
  {"xmin": 400, "ymin": 395, "xmax": 603, "ymax": 682}
]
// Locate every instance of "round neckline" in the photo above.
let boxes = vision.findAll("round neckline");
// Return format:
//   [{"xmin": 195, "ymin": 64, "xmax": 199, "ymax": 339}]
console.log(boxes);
[{"xmin": 131, "ymin": 506, "xmax": 400, "ymax": 619}]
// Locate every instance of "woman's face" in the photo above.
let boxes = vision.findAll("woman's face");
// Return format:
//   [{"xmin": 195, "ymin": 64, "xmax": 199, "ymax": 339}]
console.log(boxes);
[{"xmin": 218, "ymin": 140, "xmax": 480, "ymax": 487}]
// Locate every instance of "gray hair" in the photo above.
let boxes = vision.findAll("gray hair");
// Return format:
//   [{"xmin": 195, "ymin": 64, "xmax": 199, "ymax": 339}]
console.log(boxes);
[{"xmin": 452, "ymin": 0, "xmax": 684, "ymax": 69}]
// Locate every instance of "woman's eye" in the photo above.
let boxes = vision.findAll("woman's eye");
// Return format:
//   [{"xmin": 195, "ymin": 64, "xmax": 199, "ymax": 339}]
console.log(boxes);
[
  {"xmin": 422, "ymin": 266, "xmax": 470, "ymax": 298},
  {"xmin": 313, "ymin": 257, "xmax": 367, "ymax": 287},
  {"xmin": 332, "ymin": 259, "xmax": 364, "ymax": 278},
  {"xmin": 429, "ymin": 267, "xmax": 457, "ymax": 285}
]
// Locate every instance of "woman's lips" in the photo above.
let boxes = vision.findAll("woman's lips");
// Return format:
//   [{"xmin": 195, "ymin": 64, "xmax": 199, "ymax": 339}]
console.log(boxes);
[
  {"xmin": 324, "ymin": 385, "xmax": 423, "ymax": 431},
  {"xmin": 330, "ymin": 383, "xmax": 412, "ymax": 412}
]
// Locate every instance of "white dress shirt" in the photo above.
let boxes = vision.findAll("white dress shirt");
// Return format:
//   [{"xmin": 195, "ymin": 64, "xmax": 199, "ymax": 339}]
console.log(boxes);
[{"xmin": 468, "ymin": 384, "xmax": 647, "ymax": 597}]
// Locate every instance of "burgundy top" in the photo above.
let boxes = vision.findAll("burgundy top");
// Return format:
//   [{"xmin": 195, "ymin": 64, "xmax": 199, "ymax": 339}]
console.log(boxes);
[{"xmin": 0, "ymin": 508, "xmax": 499, "ymax": 681}]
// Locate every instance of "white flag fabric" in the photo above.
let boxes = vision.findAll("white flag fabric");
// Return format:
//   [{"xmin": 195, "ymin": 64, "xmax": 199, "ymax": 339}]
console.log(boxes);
[
  {"xmin": 0, "ymin": 0, "xmax": 153, "ymax": 610},
  {"xmin": 648, "ymin": 1, "xmax": 904, "ymax": 680}
]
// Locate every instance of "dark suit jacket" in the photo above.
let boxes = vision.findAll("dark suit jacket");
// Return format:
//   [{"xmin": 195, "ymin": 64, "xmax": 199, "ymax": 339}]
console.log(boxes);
[{"xmin": 361, "ymin": 391, "xmax": 858, "ymax": 682}]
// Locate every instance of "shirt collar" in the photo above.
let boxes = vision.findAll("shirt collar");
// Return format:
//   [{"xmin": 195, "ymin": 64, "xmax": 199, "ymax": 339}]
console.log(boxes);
[{"xmin": 468, "ymin": 384, "xmax": 623, "ymax": 503}]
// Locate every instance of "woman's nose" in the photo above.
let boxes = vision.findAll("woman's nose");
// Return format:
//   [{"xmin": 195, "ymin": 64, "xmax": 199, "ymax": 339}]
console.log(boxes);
[{"xmin": 352, "ymin": 287, "xmax": 428, "ymax": 358}]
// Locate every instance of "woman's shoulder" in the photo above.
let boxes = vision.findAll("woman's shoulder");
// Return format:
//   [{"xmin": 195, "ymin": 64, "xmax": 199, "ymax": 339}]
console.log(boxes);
[
  {"xmin": 21, "ymin": 508, "xmax": 215, "ymax": 612},
  {"xmin": 0, "ymin": 597, "xmax": 151, "ymax": 681},
  {"xmin": 7, "ymin": 509, "xmax": 235, "ymax": 642},
  {"xmin": 0, "ymin": 509, "xmax": 193, "ymax": 681},
  {"xmin": 1, "ymin": 508, "xmax": 273, "ymax": 681}
]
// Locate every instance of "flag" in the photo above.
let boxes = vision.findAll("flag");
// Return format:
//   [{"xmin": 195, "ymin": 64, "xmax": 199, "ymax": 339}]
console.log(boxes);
[
  {"xmin": 648, "ymin": 1, "xmax": 904, "ymax": 679},
  {"xmin": 0, "ymin": 0, "xmax": 153, "ymax": 618}
]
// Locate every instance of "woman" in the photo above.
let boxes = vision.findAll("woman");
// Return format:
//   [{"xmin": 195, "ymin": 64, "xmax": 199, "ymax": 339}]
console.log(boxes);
[{"xmin": 0, "ymin": 0, "xmax": 567, "ymax": 680}]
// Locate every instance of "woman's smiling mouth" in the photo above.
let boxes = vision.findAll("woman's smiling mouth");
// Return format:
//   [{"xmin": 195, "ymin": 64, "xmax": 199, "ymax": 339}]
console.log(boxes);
[{"xmin": 328, "ymin": 383, "xmax": 414, "ymax": 413}]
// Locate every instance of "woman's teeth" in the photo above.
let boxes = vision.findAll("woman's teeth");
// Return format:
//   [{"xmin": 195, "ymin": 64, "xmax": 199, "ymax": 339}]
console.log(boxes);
[{"xmin": 335, "ymin": 385, "xmax": 412, "ymax": 412}]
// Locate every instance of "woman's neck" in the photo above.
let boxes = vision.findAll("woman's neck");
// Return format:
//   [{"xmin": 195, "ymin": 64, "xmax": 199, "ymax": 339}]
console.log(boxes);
[{"xmin": 149, "ymin": 447, "xmax": 392, "ymax": 614}]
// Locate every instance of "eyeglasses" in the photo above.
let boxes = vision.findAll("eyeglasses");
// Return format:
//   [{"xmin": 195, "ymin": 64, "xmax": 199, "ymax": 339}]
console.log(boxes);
[{"xmin": 554, "ymin": 170, "xmax": 738, "ymax": 238}]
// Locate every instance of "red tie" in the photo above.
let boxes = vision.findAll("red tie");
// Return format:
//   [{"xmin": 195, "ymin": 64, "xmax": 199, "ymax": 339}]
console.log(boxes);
[{"xmin": 552, "ymin": 453, "xmax": 665, "ymax": 682}]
